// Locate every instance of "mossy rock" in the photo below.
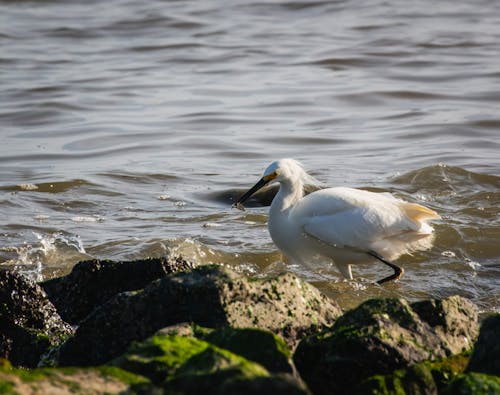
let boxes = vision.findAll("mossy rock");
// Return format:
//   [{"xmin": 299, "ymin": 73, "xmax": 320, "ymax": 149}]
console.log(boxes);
[
  {"xmin": 112, "ymin": 334, "xmax": 272, "ymax": 384},
  {"xmin": 198, "ymin": 327, "xmax": 293, "ymax": 374},
  {"xmin": 165, "ymin": 346, "xmax": 306, "ymax": 395},
  {"xmin": 58, "ymin": 265, "xmax": 341, "ymax": 366},
  {"xmin": 356, "ymin": 352, "xmax": 470, "ymax": 395},
  {"xmin": 112, "ymin": 335, "xmax": 212, "ymax": 383},
  {"xmin": 0, "ymin": 362, "xmax": 150, "ymax": 394},
  {"xmin": 155, "ymin": 324, "xmax": 294, "ymax": 374},
  {"xmin": 294, "ymin": 296, "xmax": 478, "ymax": 395},
  {"xmin": 112, "ymin": 334, "xmax": 308, "ymax": 394},
  {"xmin": 442, "ymin": 372, "xmax": 500, "ymax": 395}
]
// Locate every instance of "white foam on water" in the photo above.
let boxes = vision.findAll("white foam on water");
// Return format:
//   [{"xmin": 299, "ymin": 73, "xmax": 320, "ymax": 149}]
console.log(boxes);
[
  {"xmin": 71, "ymin": 216, "xmax": 104, "ymax": 223},
  {"xmin": 1, "ymin": 232, "xmax": 88, "ymax": 281}
]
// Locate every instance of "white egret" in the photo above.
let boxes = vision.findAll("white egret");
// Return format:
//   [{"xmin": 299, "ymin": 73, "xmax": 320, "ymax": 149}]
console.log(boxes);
[{"xmin": 233, "ymin": 158, "xmax": 440, "ymax": 284}]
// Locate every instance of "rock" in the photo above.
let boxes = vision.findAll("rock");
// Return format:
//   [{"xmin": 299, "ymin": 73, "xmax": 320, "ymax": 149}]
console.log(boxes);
[
  {"xmin": 411, "ymin": 296, "xmax": 479, "ymax": 355},
  {"xmin": 112, "ymin": 335, "xmax": 213, "ymax": 383},
  {"xmin": 112, "ymin": 333, "xmax": 308, "ymax": 395},
  {"xmin": 57, "ymin": 265, "xmax": 341, "ymax": 366},
  {"xmin": 0, "ymin": 359, "xmax": 151, "ymax": 395},
  {"xmin": 0, "ymin": 270, "xmax": 73, "ymax": 367},
  {"xmin": 42, "ymin": 256, "xmax": 194, "ymax": 324},
  {"xmin": 466, "ymin": 313, "xmax": 500, "ymax": 376},
  {"xmin": 442, "ymin": 372, "xmax": 500, "ymax": 395},
  {"xmin": 155, "ymin": 324, "xmax": 293, "ymax": 374},
  {"xmin": 356, "ymin": 352, "xmax": 470, "ymax": 395},
  {"xmin": 200, "ymin": 327, "xmax": 293, "ymax": 374},
  {"xmin": 293, "ymin": 296, "xmax": 478, "ymax": 395}
]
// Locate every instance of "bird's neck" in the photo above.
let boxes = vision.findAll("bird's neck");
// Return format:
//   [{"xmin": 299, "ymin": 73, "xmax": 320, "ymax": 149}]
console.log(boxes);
[{"xmin": 271, "ymin": 179, "xmax": 304, "ymax": 213}]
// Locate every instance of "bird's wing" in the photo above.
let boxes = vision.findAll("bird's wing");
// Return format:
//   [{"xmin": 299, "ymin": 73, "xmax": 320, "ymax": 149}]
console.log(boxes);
[
  {"xmin": 295, "ymin": 187, "xmax": 438, "ymax": 252},
  {"xmin": 301, "ymin": 208, "xmax": 386, "ymax": 251}
]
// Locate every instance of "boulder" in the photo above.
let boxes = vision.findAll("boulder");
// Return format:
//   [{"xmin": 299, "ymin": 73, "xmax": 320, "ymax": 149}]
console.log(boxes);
[
  {"xmin": 0, "ymin": 270, "xmax": 73, "ymax": 367},
  {"xmin": 200, "ymin": 327, "xmax": 293, "ymax": 374},
  {"xmin": 356, "ymin": 352, "xmax": 470, "ymax": 395},
  {"xmin": 112, "ymin": 334, "xmax": 308, "ymax": 395},
  {"xmin": 466, "ymin": 313, "xmax": 500, "ymax": 376},
  {"xmin": 411, "ymin": 296, "xmax": 478, "ymax": 354},
  {"xmin": 56, "ymin": 265, "xmax": 341, "ymax": 366},
  {"xmin": 293, "ymin": 296, "xmax": 478, "ymax": 395},
  {"xmin": 42, "ymin": 256, "xmax": 193, "ymax": 324},
  {"xmin": 155, "ymin": 324, "xmax": 293, "ymax": 374},
  {"xmin": 442, "ymin": 372, "xmax": 500, "ymax": 395},
  {"xmin": 0, "ymin": 359, "xmax": 151, "ymax": 394}
]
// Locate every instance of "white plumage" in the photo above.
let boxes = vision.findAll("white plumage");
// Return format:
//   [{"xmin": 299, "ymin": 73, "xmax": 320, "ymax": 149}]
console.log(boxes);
[{"xmin": 234, "ymin": 158, "xmax": 441, "ymax": 283}]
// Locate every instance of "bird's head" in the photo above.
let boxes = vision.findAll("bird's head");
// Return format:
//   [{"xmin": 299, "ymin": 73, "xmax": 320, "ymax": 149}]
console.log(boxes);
[{"xmin": 232, "ymin": 158, "xmax": 319, "ymax": 210}]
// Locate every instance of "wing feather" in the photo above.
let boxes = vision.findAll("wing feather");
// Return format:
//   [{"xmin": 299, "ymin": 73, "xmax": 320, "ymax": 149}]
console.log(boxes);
[{"xmin": 294, "ymin": 187, "xmax": 439, "ymax": 254}]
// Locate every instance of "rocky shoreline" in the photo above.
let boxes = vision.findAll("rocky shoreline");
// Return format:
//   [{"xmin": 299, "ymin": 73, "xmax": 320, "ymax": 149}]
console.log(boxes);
[{"xmin": 0, "ymin": 257, "xmax": 498, "ymax": 394}]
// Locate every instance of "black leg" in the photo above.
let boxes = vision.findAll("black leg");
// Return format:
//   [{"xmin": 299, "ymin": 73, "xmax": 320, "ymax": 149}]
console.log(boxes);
[{"xmin": 368, "ymin": 251, "xmax": 404, "ymax": 284}]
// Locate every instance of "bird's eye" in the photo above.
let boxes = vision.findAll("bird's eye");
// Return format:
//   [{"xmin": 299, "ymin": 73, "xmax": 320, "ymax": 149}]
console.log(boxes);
[{"xmin": 263, "ymin": 171, "xmax": 278, "ymax": 181}]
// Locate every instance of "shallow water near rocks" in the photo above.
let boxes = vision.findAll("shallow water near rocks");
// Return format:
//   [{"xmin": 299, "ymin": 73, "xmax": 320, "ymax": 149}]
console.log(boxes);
[{"xmin": 1, "ymin": 0, "xmax": 499, "ymax": 314}]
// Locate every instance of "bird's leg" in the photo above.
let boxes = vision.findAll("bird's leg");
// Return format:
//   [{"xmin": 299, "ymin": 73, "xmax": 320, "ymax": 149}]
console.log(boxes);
[{"xmin": 368, "ymin": 251, "xmax": 404, "ymax": 284}]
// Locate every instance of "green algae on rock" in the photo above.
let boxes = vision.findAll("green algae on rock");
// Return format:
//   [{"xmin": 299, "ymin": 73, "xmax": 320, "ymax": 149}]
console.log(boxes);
[
  {"xmin": 356, "ymin": 352, "xmax": 470, "ymax": 395},
  {"xmin": 293, "ymin": 296, "xmax": 478, "ymax": 395},
  {"xmin": 155, "ymin": 324, "xmax": 294, "ymax": 374},
  {"xmin": 442, "ymin": 372, "xmax": 500, "ymax": 395},
  {"xmin": 198, "ymin": 327, "xmax": 293, "ymax": 374},
  {"xmin": 111, "ymin": 334, "xmax": 308, "ymax": 395},
  {"xmin": 112, "ymin": 335, "xmax": 213, "ymax": 383},
  {"xmin": 0, "ymin": 359, "xmax": 149, "ymax": 395}
]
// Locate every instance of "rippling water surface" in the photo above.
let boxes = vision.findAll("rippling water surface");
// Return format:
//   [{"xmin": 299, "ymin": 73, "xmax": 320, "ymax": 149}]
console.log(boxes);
[{"xmin": 1, "ymin": 0, "xmax": 499, "ymax": 313}]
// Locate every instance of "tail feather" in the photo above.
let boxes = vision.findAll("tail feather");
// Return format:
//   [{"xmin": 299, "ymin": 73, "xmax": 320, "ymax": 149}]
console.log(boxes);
[{"xmin": 400, "ymin": 202, "xmax": 441, "ymax": 223}]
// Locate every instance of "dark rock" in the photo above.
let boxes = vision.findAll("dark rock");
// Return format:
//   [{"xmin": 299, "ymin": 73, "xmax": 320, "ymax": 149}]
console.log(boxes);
[
  {"xmin": 411, "ymin": 296, "xmax": 479, "ymax": 354},
  {"xmin": 41, "ymin": 256, "xmax": 194, "ymax": 324},
  {"xmin": 356, "ymin": 352, "xmax": 470, "ymax": 395},
  {"xmin": 466, "ymin": 313, "xmax": 500, "ymax": 376},
  {"xmin": 165, "ymin": 345, "xmax": 303, "ymax": 395},
  {"xmin": 442, "ymin": 372, "xmax": 500, "ymax": 395},
  {"xmin": 293, "ymin": 296, "xmax": 479, "ymax": 395},
  {"xmin": 57, "ymin": 265, "xmax": 341, "ymax": 366},
  {"xmin": 0, "ymin": 270, "xmax": 73, "ymax": 367}
]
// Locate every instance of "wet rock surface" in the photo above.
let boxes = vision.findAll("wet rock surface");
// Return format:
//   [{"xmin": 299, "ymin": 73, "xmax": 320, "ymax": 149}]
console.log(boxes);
[
  {"xmin": 42, "ymin": 256, "xmax": 194, "ymax": 324},
  {"xmin": 293, "ymin": 296, "xmax": 479, "ymax": 395},
  {"xmin": 466, "ymin": 313, "xmax": 500, "ymax": 376},
  {"xmin": 56, "ymin": 264, "xmax": 342, "ymax": 366},
  {"xmin": 0, "ymin": 270, "xmax": 73, "ymax": 367}
]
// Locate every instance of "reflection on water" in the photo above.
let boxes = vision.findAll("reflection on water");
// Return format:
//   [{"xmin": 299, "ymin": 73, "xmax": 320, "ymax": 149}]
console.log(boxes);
[{"xmin": 0, "ymin": 0, "xmax": 499, "ymax": 313}]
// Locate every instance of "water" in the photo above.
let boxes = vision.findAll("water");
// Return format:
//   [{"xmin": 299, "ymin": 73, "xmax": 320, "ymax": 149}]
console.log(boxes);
[{"xmin": 1, "ymin": 0, "xmax": 499, "ymax": 314}]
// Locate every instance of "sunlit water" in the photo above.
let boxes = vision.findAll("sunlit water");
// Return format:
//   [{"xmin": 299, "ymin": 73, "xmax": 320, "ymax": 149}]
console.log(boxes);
[{"xmin": 1, "ymin": 0, "xmax": 499, "ymax": 314}]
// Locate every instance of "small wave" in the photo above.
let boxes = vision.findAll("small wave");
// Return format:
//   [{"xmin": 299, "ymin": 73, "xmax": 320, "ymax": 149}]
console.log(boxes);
[
  {"xmin": 1, "ymin": 179, "xmax": 93, "ymax": 193},
  {"xmin": 391, "ymin": 164, "xmax": 500, "ymax": 192},
  {"xmin": 0, "ymin": 232, "xmax": 88, "ymax": 281}
]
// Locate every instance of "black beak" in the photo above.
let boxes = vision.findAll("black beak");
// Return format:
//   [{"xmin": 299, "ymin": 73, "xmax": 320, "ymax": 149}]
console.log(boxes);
[{"xmin": 232, "ymin": 177, "xmax": 270, "ymax": 210}]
